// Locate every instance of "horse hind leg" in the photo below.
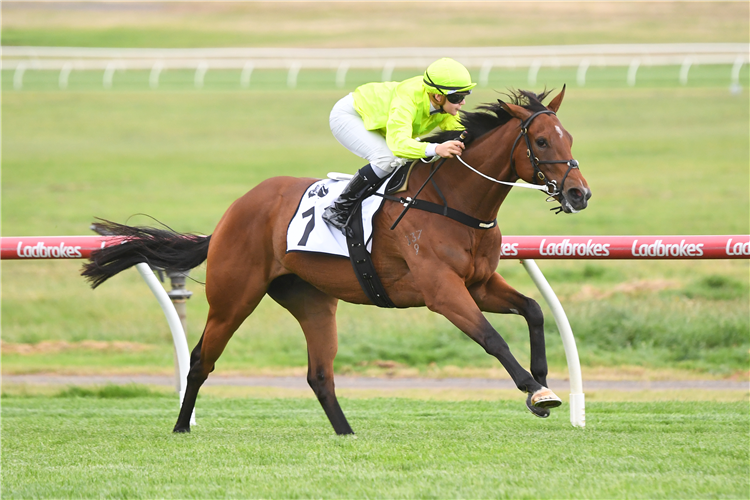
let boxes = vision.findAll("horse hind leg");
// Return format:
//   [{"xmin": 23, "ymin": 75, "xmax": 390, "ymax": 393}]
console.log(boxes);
[
  {"xmin": 173, "ymin": 280, "xmax": 267, "ymax": 433},
  {"xmin": 267, "ymin": 274, "xmax": 354, "ymax": 435},
  {"xmin": 173, "ymin": 333, "xmax": 205, "ymax": 432}
]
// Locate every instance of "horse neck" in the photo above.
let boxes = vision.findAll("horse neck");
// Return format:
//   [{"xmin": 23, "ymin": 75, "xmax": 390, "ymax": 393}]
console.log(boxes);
[{"xmin": 426, "ymin": 124, "xmax": 518, "ymax": 222}]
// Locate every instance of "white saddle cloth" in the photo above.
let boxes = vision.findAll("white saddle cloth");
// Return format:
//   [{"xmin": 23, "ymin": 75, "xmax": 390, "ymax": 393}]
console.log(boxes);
[{"xmin": 286, "ymin": 178, "xmax": 388, "ymax": 257}]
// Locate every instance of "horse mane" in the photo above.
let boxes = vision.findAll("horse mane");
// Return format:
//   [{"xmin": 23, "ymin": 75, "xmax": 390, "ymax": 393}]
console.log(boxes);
[{"xmin": 424, "ymin": 89, "xmax": 553, "ymax": 146}]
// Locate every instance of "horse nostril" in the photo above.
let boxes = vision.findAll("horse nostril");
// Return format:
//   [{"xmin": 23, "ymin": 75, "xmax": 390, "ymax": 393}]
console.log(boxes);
[{"xmin": 568, "ymin": 188, "xmax": 583, "ymax": 201}]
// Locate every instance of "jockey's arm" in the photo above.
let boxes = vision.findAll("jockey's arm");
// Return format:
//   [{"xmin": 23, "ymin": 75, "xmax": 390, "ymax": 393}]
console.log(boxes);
[
  {"xmin": 385, "ymin": 99, "xmax": 465, "ymax": 160},
  {"xmin": 434, "ymin": 114, "xmax": 466, "ymax": 158},
  {"xmin": 434, "ymin": 140, "xmax": 465, "ymax": 158},
  {"xmin": 385, "ymin": 97, "xmax": 430, "ymax": 159}
]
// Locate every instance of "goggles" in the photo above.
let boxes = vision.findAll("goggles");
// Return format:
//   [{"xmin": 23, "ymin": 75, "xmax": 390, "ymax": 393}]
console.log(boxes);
[{"xmin": 446, "ymin": 92, "xmax": 471, "ymax": 104}]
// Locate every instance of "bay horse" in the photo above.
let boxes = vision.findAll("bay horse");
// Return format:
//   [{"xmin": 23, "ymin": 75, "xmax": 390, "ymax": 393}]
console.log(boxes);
[{"xmin": 83, "ymin": 87, "xmax": 591, "ymax": 435}]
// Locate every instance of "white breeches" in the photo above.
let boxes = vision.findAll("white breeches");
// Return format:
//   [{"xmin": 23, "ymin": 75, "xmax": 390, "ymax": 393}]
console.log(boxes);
[{"xmin": 329, "ymin": 93, "xmax": 403, "ymax": 179}]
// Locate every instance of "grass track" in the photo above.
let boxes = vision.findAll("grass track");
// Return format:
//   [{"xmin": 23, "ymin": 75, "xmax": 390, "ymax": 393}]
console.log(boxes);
[
  {"xmin": 5, "ymin": 5, "xmax": 747, "ymax": 381},
  {"xmin": 2, "ymin": 396, "xmax": 749, "ymax": 499},
  {"xmin": 2, "ymin": 86, "xmax": 748, "ymax": 378},
  {"xmin": 3, "ymin": 5, "xmax": 749, "ymax": 498}
]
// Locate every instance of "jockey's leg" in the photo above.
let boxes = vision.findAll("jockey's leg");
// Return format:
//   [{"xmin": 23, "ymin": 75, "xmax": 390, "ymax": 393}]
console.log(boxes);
[
  {"xmin": 322, "ymin": 163, "xmax": 388, "ymax": 236},
  {"xmin": 325, "ymin": 93, "xmax": 399, "ymax": 236}
]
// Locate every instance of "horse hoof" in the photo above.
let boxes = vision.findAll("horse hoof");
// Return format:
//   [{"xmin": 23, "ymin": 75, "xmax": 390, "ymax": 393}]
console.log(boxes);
[
  {"xmin": 531, "ymin": 387, "xmax": 563, "ymax": 409},
  {"xmin": 525, "ymin": 393, "xmax": 550, "ymax": 418},
  {"xmin": 173, "ymin": 426, "xmax": 190, "ymax": 433}
]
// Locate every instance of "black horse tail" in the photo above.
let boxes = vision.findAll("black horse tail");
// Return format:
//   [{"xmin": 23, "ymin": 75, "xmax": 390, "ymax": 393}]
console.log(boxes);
[{"xmin": 81, "ymin": 219, "xmax": 211, "ymax": 289}]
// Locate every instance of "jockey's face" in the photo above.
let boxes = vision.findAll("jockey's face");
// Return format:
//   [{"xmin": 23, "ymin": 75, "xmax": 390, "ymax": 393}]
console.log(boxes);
[{"xmin": 431, "ymin": 93, "xmax": 466, "ymax": 116}]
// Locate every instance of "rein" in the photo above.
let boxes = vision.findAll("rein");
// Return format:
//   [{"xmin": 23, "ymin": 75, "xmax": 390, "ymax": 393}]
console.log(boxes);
[
  {"xmin": 388, "ymin": 131, "xmax": 496, "ymax": 231},
  {"xmin": 386, "ymin": 109, "xmax": 581, "ymax": 229},
  {"xmin": 455, "ymin": 156, "xmax": 549, "ymax": 193}
]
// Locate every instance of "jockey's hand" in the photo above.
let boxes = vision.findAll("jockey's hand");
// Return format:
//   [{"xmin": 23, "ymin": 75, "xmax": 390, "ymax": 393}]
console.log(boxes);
[{"xmin": 436, "ymin": 140, "xmax": 465, "ymax": 158}]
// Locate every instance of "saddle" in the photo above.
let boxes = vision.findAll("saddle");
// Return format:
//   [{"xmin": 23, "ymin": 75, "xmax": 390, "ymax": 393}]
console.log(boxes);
[
  {"xmin": 342, "ymin": 161, "xmax": 417, "ymax": 308},
  {"xmin": 346, "ymin": 160, "xmax": 497, "ymax": 308},
  {"xmin": 384, "ymin": 160, "xmax": 417, "ymax": 195},
  {"xmin": 287, "ymin": 161, "xmax": 497, "ymax": 308}
]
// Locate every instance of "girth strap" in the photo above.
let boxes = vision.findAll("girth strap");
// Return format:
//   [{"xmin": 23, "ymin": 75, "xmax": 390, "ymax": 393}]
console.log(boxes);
[
  {"xmin": 343, "ymin": 175, "xmax": 497, "ymax": 309},
  {"xmin": 345, "ymin": 203, "xmax": 397, "ymax": 308}
]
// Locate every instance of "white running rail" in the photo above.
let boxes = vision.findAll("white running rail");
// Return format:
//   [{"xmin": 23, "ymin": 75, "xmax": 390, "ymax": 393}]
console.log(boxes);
[
  {"xmin": 3, "ymin": 43, "xmax": 746, "ymax": 70},
  {"xmin": 6, "ymin": 43, "xmax": 746, "ymax": 90}
]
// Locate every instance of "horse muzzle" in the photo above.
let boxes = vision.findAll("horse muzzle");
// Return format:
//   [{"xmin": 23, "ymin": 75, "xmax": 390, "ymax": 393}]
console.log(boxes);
[{"xmin": 559, "ymin": 185, "xmax": 592, "ymax": 213}]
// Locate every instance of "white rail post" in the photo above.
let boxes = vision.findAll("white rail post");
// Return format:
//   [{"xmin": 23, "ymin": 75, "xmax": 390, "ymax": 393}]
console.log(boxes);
[
  {"xmin": 730, "ymin": 55, "xmax": 744, "ymax": 94},
  {"xmin": 287, "ymin": 62, "xmax": 301, "ymax": 89},
  {"xmin": 381, "ymin": 61, "xmax": 395, "ymax": 82},
  {"xmin": 528, "ymin": 60, "xmax": 542, "ymax": 86},
  {"xmin": 13, "ymin": 63, "xmax": 27, "ymax": 90},
  {"xmin": 58, "ymin": 63, "xmax": 72, "ymax": 90},
  {"xmin": 576, "ymin": 59, "xmax": 590, "ymax": 87},
  {"xmin": 165, "ymin": 269, "xmax": 193, "ymax": 394},
  {"xmin": 240, "ymin": 62, "xmax": 254, "ymax": 88},
  {"xmin": 135, "ymin": 263, "xmax": 195, "ymax": 425},
  {"xmin": 521, "ymin": 259, "xmax": 585, "ymax": 428},
  {"xmin": 627, "ymin": 58, "xmax": 640, "ymax": 87},
  {"xmin": 103, "ymin": 62, "xmax": 118, "ymax": 89},
  {"xmin": 149, "ymin": 61, "xmax": 164, "ymax": 89},
  {"xmin": 679, "ymin": 57, "xmax": 692, "ymax": 86},
  {"xmin": 194, "ymin": 62, "xmax": 208, "ymax": 89},
  {"xmin": 336, "ymin": 62, "xmax": 349, "ymax": 89},
  {"xmin": 479, "ymin": 61, "xmax": 493, "ymax": 87}
]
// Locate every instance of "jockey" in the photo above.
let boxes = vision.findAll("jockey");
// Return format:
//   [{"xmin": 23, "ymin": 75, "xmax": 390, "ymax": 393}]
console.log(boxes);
[{"xmin": 323, "ymin": 57, "xmax": 477, "ymax": 235}]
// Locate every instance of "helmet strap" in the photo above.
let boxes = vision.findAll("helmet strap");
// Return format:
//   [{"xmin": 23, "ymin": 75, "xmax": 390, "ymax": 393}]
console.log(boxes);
[
  {"xmin": 424, "ymin": 72, "xmax": 445, "ymax": 95},
  {"xmin": 428, "ymin": 93, "xmax": 446, "ymax": 114}
]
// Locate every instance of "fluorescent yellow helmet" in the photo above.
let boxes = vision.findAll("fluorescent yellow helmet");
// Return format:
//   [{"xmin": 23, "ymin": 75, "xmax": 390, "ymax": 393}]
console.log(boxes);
[{"xmin": 422, "ymin": 58, "xmax": 477, "ymax": 94}]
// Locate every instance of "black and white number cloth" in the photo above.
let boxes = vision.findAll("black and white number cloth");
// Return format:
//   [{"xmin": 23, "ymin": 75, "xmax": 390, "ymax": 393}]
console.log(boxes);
[{"xmin": 286, "ymin": 179, "xmax": 387, "ymax": 257}]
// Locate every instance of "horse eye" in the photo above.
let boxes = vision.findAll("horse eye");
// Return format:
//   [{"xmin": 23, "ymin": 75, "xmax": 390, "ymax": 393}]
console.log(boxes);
[{"xmin": 536, "ymin": 138, "xmax": 548, "ymax": 148}]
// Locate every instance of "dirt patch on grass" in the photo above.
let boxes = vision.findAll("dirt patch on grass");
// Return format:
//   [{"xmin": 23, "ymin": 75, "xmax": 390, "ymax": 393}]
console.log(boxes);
[
  {"xmin": 4, "ymin": 351, "xmax": 744, "ymax": 381},
  {"xmin": 1, "ymin": 340, "xmax": 156, "ymax": 355},
  {"xmin": 572, "ymin": 279, "xmax": 681, "ymax": 301}
]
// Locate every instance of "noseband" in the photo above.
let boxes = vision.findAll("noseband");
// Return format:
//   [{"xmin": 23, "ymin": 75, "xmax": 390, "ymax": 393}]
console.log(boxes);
[{"xmin": 509, "ymin": 109, "xmax": 579, "ymax": 198}]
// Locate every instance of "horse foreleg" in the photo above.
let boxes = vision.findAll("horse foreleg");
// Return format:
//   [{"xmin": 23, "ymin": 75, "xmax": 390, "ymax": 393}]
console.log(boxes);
[
  {"xmin": 267, "ymin": 275, "xmax": 354, "ymax": 435},
  {"xmin": 470, "ymin": 272, "xmax": 548, "ymax": 387},
  {"xmin": 423, "ymin": 272, "xmax": 543, "ymax": 395}
]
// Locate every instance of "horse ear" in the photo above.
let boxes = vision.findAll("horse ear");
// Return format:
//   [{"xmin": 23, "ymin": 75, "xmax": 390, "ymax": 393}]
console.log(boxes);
[
  {"xmin": 547, "ymin": 84, "xmax": 566, "ymax": 113},
  {"xmin": 500, "ymin": 101, "xmax": 533, "ymax": 121}
]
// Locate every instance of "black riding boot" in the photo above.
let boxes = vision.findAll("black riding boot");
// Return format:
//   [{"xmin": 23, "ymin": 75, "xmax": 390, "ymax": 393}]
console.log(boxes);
[{"xmin": 322, "ymin": 164, "xmax": 386, "ymax": 236}]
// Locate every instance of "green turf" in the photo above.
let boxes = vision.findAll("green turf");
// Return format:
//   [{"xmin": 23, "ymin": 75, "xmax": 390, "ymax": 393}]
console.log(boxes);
[
  {"xmin": 2, "ymin": 5, "xmax": 748, "ymax": 499},
  {"xmin": 2, "ymin": 395, "xmax": 748, "ymax": 499},
  {"xmin": 2, "ymin": 85, "xmax": 748, "ymax": 377},
  {"xmin": 2, "ymin": 86, "xmax": 747, "ymax": 236},
  {"xmin": 2, "ymin": 2, "xmax": 749, "ymax": 379}
]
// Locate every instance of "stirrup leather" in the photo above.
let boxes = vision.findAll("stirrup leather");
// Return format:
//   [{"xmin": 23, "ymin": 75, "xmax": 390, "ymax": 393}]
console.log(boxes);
[{"xmin": 322, "ymin": 165, "xmax": 384, "ymax": 233}]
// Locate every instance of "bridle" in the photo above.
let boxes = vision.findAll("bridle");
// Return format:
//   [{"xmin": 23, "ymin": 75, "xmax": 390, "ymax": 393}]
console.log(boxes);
[
  {"xmin": 455, "ymin": 108, "xmax": 580, "ymax": 205},
  {"xmin": 508, "ymin": 109, "xmax": 579, "ymax": 198},
  {"xmin": 391, "ymin": 107, "xmax": 582, "ymax": 229}
]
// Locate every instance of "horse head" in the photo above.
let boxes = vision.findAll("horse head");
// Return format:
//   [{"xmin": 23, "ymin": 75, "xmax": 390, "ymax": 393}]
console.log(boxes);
[{"xmin": 500, "ymin": 86, "xmax": 591, "ymax": 213}]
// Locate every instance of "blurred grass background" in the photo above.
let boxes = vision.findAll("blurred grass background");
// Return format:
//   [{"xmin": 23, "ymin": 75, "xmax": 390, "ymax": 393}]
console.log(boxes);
[
  {"xmin": 2, "ymin": 1, "xmax": 748, "ymax": 379},
  {"xmin": 2, "ymin": 1, "xmax": 748, "ymax": 47}
]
